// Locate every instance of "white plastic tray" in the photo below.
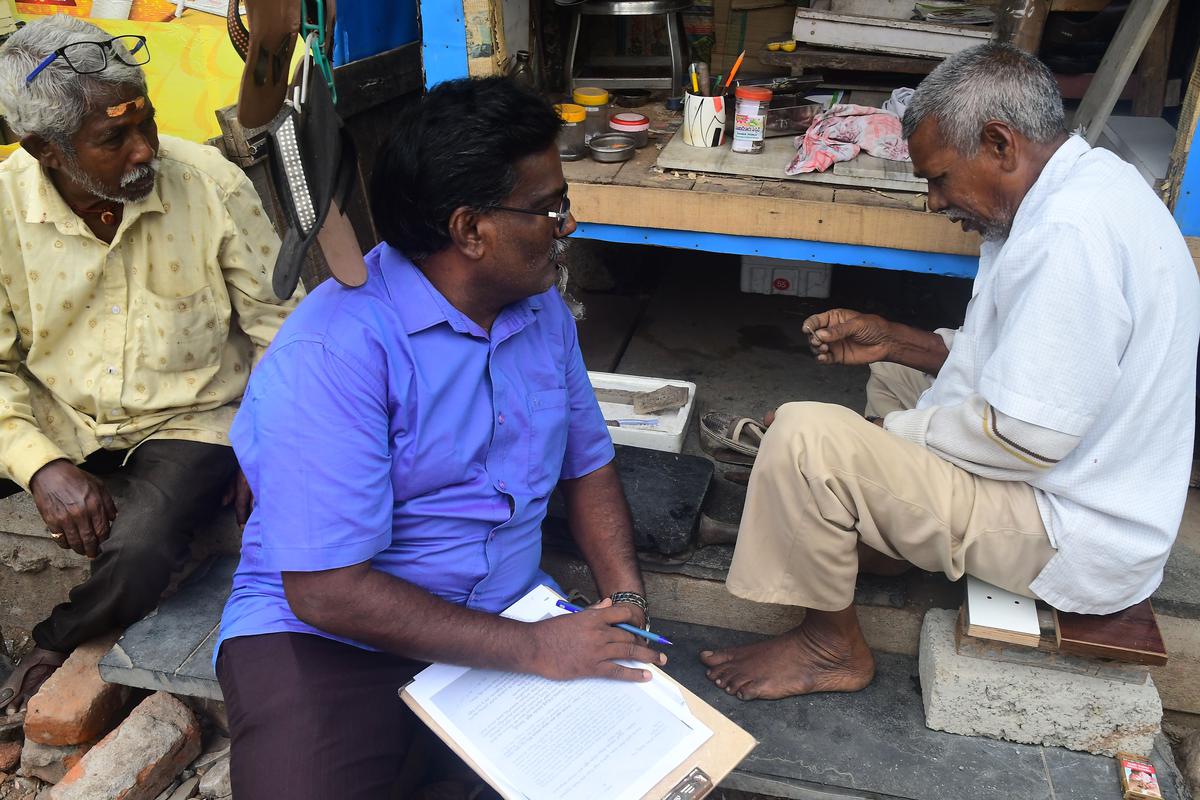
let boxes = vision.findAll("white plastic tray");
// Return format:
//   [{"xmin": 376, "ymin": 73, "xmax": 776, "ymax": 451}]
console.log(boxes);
[{"xmin": 588, "ymin": 371, "xmax": 698, "ymax": 454}]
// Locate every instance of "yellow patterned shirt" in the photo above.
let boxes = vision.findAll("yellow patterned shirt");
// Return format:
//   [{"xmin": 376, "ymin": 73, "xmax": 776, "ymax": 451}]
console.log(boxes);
[{"xmin": 0, "ymin": 135, "xmax": 303, "ymax": 489}]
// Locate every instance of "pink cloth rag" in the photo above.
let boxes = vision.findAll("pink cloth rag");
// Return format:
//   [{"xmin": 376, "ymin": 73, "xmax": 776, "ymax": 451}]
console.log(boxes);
[{"xmin": 785, "ymin": 104, "xmax": 910, "ymax": 175}]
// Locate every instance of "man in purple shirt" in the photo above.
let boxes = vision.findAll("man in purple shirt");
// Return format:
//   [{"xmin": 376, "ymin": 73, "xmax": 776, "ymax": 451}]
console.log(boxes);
[{"xmin": 215, "ymin": 78, "xmax": 661, "ymax": 799}]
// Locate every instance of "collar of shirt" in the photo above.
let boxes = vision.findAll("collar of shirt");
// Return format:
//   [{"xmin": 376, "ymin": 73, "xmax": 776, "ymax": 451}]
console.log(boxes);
[
  {"xmin": 21, "ymin": 152, "xmax": 165, "ymax": 239},
  {"xmin": 375, "ymin": 243, "xmax": 544, "ymax": 345},
  {"xmin": 972, "ymin": 135, "xmax": 1091, "ymax": 297}
]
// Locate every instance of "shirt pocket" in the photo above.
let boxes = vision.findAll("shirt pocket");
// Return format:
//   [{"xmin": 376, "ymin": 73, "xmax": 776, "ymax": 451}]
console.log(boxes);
[
  {"xmin": 132, "ymin": 285, "xmax": 228, "ymax": 373},
  {"xmin": 526, "ymin": 387, "xmax": 569, "ymax": 494}
]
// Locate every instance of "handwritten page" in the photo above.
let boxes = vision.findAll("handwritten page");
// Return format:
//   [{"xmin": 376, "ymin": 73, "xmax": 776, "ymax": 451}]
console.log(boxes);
[{"xmin": 404, "ymin": 585, "xmax": 712, "ymax": 800}]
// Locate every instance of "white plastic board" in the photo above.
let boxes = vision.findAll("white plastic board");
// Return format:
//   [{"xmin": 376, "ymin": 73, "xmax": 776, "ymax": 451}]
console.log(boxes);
[{"xmin": 965, "ymin": 576, "xmax": 1040, "ymax": 638}]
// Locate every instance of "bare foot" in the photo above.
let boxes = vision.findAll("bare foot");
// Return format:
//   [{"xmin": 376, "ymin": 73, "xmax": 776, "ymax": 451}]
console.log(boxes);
[{"xmin": 699, "ymin": 610, "xmax": 875, "ymax": 700}]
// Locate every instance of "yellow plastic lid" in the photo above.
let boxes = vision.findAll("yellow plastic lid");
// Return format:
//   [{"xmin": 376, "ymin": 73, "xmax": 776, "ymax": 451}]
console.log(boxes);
[
  {"xmin": 555, "ymin": 103, "xmax": 587, "ymax": 123},
  {"xmin": 572, "ymin": 87, "xmax": 610, "ymax": 107}
]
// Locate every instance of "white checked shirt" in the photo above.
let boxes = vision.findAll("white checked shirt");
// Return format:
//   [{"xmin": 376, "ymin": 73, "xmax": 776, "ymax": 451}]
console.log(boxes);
[{"xmin": 885, "ymin": 135, "xmax": 1200, "ymax": 613}]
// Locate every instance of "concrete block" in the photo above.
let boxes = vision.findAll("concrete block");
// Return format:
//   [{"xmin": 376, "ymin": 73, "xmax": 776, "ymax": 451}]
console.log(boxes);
[
  {"xmin": 17, "ymin": 741, "xmax": 92, "ymax": 784},
  {"xmin": 25, "ymin": 633, "xmax": 129, "ymax": 746},
  {"xmin": 919, "ymin": 609, "xmax": 1162, "ymax": 756},
  {"xmin": 49, "ymin": 692, "xmax": 201, "ymax": 800}
]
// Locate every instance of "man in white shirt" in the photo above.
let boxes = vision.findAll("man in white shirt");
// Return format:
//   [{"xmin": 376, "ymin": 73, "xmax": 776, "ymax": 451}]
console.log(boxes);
[{"xmin": 701, "ymin": 42, "xmax": 1200, "ymax": 701}]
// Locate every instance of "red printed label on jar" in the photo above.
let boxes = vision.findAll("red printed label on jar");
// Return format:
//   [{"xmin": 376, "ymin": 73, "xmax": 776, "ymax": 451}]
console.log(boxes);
[{"xmin": 734, "ymin": 113, "xmax": 765, "ymax": 141}]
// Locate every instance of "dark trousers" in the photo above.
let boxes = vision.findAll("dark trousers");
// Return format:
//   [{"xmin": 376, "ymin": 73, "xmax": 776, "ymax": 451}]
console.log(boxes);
[
  {"xmin": 2, "ymin": 440, "xmax": 237, "ymax": 653},
  {"xmin": 218, "ymin": 632, "xmax": 487, "ymax": 800}
]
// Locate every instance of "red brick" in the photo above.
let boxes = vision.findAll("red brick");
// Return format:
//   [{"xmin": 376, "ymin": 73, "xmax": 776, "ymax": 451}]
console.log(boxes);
[
  {"xmin": 24, "ymin": 633, "xmax": 129, "ymax": 747},
  {"xmin": 0, "ymin": 740, "xmax": 21, "ymax": 772},
  {"xmin": 49, "ymin": 692, "xmax": 200, "ymax": 800}
]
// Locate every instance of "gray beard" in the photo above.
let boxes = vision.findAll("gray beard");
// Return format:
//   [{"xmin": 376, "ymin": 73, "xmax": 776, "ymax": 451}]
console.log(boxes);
[
  {"xmin": 59, "ymin": 154, "xmax": 160, "ymax": 204},
  {"xmin": 552, "ymin": 239, "xmax": 586, "ymax": 321},
  {"xmin": 945, "ymin": 209, "xmax": 1012, "ymax": 242}
]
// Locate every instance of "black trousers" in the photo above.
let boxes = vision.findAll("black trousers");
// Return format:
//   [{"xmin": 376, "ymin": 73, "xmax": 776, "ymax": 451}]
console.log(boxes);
[
  {"xmin": 217, "ymin": 632, "xmax": 489, "ymax": 800},
  {"xmin": 1, "ymin": 440, "xmax": 237, "ymax": 653}
]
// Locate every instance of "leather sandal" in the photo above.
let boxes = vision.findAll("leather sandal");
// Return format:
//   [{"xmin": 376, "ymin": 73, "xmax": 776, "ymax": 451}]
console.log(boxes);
[
  {"xmin": 699, "ymin": 411, "xmax": 767, "ymax": 466},
  {"xmin": 0, "ymin": 648, "xmax": 68, "ymax": 714}
]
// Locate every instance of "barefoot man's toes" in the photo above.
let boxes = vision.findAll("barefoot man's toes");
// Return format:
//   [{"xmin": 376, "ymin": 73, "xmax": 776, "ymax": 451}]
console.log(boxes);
[{"xmin": 699, "ymin": 614, "xmax": 876, "ymax": 701}]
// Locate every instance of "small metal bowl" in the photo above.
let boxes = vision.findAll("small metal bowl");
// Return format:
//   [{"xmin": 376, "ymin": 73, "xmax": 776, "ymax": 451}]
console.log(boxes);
[
  {"xmin": 589, "ymin": 133, "xmax": 637, "ymax": 163},
  {"xmin": 613, "ymin": 88, "xmax": 651, "ymax": 108}
]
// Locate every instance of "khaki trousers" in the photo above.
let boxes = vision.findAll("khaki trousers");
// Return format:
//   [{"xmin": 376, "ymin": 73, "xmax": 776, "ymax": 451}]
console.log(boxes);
[{"xmin": 726, "ymin": 362, "xmax": 1055, "ymax": 611}]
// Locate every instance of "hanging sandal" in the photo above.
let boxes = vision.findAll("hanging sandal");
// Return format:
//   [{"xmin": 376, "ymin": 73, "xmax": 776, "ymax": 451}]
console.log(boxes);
[
  {"xmin": 0, "ymin": 648, "xmax": 68, "ymax": 714},
  {"xmin": 699, "ymin": 411, "xmax": 767, "ymax": 466}
]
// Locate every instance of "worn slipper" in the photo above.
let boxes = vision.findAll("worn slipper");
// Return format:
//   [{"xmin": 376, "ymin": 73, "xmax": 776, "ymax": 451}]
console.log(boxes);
[
  {"xmin": 699, "ymin": 411, "xmax": 766, "ymax": 466},
  {"xmin": 0, "ymin": 648, "xmax": 67, "ymax": 714}
]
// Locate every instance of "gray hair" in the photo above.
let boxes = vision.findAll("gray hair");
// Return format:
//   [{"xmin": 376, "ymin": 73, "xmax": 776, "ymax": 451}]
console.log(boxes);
[
  {"xmin": 902, "ymin": 42, "xmax": 1065, "ymax": 156},
  {"xmin": 0, "ymin": 15, "xmax": 147, "ymax": 146}
]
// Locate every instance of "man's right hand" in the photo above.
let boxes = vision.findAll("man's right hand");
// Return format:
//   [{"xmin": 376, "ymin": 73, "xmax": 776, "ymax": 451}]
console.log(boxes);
[
  {"xmin": 29, "ymin": 460, "xmax": 117, "ymax": 559},
  {"xmin": 802, "ymin": 309, "xmax": 894, "ymax": 366},
  {"xmin": 526, "ymin": 599, "xmax": 665, "ymax": 682}
]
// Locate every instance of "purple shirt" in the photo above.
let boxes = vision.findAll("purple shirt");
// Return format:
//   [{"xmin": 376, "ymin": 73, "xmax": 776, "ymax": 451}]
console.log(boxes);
[{"xmin": 216, "ymin": 244, "xmax": 615, "ymax": 654}]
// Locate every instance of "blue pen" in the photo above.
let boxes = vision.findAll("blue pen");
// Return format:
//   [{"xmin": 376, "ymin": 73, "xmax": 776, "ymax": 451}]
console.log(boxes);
[{"xmin": 555, "ymin": 599, "xmax": 674, "ymax": 646}]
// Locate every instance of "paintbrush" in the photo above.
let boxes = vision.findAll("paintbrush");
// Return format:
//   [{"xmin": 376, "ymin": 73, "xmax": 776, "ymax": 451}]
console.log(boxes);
[{"xmin": 724, "ymin": 50, "xmax": 746, "ymax": 89}]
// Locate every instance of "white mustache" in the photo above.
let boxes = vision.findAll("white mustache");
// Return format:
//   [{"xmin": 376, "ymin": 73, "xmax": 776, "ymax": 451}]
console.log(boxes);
[{"xmin": 120, "ymin": 158, "xmax": 161, "ymax": 187}]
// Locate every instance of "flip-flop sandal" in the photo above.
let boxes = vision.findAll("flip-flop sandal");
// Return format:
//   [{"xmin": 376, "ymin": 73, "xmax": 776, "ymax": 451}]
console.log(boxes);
[
  {"xmin": 699, "ymin": 411, "xmax": 766, "ymax": 466},
  {"xmin": 0, "ymin": 649, "xmax": 68, "ymax": 713}
]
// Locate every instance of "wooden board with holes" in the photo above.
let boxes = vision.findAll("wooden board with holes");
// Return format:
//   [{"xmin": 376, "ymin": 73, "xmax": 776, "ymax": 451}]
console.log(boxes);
[
  {"xmin": 963, "ymin": 577, "xmax": 1042, "ymax": 648},
  {"xmin": 655, "ymin": 132, "xmax": 924, "ymax": 193},
  {"xmin": 1054, "ymin": 600, "xmax": 1168, "ymax": 666}
]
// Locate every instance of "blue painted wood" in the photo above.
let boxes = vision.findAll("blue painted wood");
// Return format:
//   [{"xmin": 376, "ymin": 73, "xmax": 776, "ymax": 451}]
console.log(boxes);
[
  {"xmin": 421, "ymin": 0, "xmax": 470, "ymax": 88},
  {"xmin": 1174, "ymin": 131, "xmax": 1200, "ymax": 237},
  {"xmin": 573, "ymin": 222, "xmax": 980, "ymax": 277}
]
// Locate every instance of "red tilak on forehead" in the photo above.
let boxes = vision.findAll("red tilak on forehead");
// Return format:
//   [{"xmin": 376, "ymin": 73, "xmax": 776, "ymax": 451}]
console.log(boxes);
[{"xmin": 105, "ymin": 96, "xmax": 146, "ymax": 118}]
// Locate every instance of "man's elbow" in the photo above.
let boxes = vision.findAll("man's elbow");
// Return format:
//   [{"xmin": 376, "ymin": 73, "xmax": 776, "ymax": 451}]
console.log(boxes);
[{"xmin": 282, "ymin": 567, "xmax": 358, "ymax": 630}]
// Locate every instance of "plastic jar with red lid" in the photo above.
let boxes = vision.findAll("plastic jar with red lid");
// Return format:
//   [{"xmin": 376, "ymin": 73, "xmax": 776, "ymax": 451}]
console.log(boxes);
[
  {"xmin": 608, "ymin": 112, "xmax": 650, "ymax": 148},
  {"xmin": 732, "ymin": 85, "xmax": 773, "ymax": 154}
]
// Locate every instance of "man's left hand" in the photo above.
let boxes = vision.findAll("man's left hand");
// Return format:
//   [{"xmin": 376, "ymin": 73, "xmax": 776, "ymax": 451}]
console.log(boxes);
[{"xmin": 223, "ymin": 469, "xmax": 254, "ymax": 526}]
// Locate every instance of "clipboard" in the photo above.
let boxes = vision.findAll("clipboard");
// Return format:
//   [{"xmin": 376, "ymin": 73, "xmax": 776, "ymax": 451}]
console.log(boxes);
[{"xmin": 400, "ymin": 661, "xmax": 756, "ymax": 800}]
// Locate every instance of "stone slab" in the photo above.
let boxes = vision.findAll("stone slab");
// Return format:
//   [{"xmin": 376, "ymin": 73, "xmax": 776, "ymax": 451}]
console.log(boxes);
[
  {"xmin": 652, "ymin": 618, "xmax": 1187, "ymax": 800},
  {"xmin": 921, "ymin": 609, "xmax": 1161, "ymax": 757},
  {"xmin": 98, "ymin": 558, "xmax": 236, "ymax": 701},
  {"xmin": 1152, "ymin": 488, "xmax": 1200, "ymax": 620},
  {"xmin": 544, "ymin": 445, "xmax": 712, "ymax": 556}
]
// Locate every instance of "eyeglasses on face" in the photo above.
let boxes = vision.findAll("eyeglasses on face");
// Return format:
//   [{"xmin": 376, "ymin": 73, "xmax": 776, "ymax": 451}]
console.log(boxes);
[
  {"xmin": 490, "ymin": 193, "xmax": 572, "ymax": 234},
  {"xmin": 25, "ymin": 35, "xmax": 150, "ymax": 86}
]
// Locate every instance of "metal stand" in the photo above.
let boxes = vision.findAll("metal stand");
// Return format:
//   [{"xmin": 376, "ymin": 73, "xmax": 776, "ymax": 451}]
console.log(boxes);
[{"xmin": 563, "ymin": 0, "xmax": 691, "ymax": 96}]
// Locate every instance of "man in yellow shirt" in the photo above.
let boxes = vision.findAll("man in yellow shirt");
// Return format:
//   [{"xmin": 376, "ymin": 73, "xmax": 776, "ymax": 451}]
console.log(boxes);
[{"xmin": 0, "ymin": 15, "xmax": 300, "ymax": 712}]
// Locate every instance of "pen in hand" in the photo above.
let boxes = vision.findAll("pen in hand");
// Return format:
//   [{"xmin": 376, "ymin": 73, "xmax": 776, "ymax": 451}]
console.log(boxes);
[{"xmin": 556, "ymin": 599, "xmax": 674, "ymax": 646}]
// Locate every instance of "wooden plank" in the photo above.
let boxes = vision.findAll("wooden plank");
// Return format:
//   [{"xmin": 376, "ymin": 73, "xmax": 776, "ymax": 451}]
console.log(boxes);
[
  {"xmin": 1054, "ymin": 600, "xmax": 1169, "ymax": 667},
  {"xmin": 760, "ymin": 45, "xmax": 939, "ymax": 76},
  {"xmin": 1164, "ymin": 49, "xmax": 1199, "ymax": 209},
  {"xmin": 1132, "ymin": 0, "xmax": 1179, "ymax": 117},
  {"xmin": 756, "ymin": 181, "xmax": 836, "ymax": 202},
  {"xmin": 613, "ymin": 143, "xmax": 696, "ymax": 190},
  {"xmin": 1188, "ymin": 237, "xmax": 1200, "ymax": 264},
  {"xmin": 1072, "ymin": 0, "xmax": 1172, "ymax": 145},
  {"xmin": 655, "ymin": 133, "xmax": 925, "ymax": 193},
  {"xmin": 570, "ymin": 182, "xmax": 980, "ymax": 255},
  {"xmin": 834, "ymin": 187, "xmax": 926, "ymax": 211},
  {"xmin": 995, "ymin": 0, "xmax": 1052, "ymax": 53},
  {"xmin": 691, "ymin": 175, "xmax": 770, "ymax": 196},
  {"xmin": 792, "ymin": 9, "xmax": 993, "ymax": 60}
]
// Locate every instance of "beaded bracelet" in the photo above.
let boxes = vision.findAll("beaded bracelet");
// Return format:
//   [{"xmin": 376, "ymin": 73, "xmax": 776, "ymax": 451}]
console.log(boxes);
[{"xmin": 610, "ymin": 592, "xmax": 650, "ymax": 631}]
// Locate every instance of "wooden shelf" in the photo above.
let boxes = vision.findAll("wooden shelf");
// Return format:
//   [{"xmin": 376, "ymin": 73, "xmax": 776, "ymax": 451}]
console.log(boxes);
[{"xmin": 759, "ymin": 44, "xmax": 939, "ymax": 76}]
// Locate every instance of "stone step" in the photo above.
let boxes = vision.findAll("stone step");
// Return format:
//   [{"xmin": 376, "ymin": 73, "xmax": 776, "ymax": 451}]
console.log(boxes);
[
  {"xmin": 97, "ymin": 557, "xmax": 233, "ymax": 701},
  {"xmin": 655, "ymin": 618, "xmax": 1189, "ymax": 800}
]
